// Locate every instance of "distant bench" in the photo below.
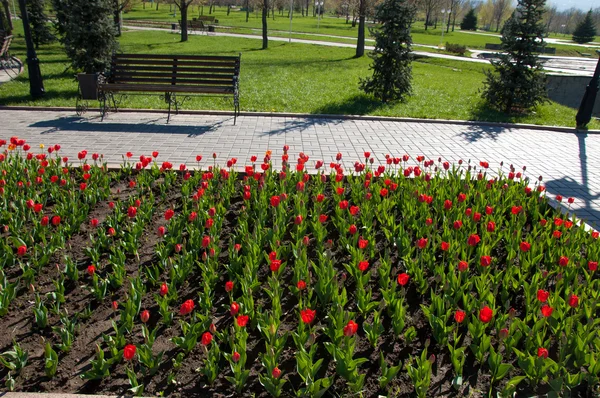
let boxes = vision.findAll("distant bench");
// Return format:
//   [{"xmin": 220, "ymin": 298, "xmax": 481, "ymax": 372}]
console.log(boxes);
[
  {"xmin": 484, "ymin": 43, "xmax": 556, "ymax": 54},
  {"xmin": 179, "ymin": 19, "xmax": 207, "ymax": 33},
  {"xmin": 98, "ymin": 53, "xmax": 241, "ymax": 124}
]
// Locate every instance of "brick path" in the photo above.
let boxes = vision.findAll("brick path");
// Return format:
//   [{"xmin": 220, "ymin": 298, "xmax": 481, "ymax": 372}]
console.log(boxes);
[{"xmin": 2, "ymin": 109, "xmax": 600, "ymax": 228}]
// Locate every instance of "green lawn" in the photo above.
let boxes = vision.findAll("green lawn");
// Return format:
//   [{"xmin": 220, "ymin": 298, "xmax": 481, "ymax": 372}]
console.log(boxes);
[
  {"xmin": 1, "ymin": 26, "xmax": 598, "ymax": 129},
  {"xmin": 120, "ymin": 4, "xmax": 600, "ymax": 58}
]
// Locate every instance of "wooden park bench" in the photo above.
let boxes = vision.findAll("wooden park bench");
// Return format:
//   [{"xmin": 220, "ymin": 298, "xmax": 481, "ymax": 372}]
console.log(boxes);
[
  {"xmin": 0, "ymin": 34, "xmax": 13, "ymax": 62},
  {"xmin": 197, "ymin": 15, "xmax": 217, "ymax": 23},
  {"xmin": 179, "ymin": 19, "xmax": 206, "ymax": 33},
  {"xmin": 98, "ymin": 53, "xmax": 241, "ymax": 124}
]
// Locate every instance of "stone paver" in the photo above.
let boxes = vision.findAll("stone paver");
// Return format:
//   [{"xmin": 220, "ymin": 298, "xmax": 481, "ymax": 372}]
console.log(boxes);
[{"xmin": 2, "ymin": 109, "xmax": 600, "ymax": 229}]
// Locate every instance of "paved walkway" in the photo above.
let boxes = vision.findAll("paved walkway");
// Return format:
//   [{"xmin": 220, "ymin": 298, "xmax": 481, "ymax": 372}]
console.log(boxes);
[{"xmin": 2, "ymin": 109, "xmax": 600, "ymax": 229}]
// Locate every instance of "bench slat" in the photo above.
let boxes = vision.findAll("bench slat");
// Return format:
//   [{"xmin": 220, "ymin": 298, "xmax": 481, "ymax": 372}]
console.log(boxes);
[
  {"xmin": 113, "ymin": 54, "xmax": 240, "ymax": 61},
  {"xmin": 113, "ymin": 59, "xmax": 238, "ymax": 68},
  {"xmin": 111, "ymin": 77, "xmax": 234, "ymax": 85},
  {"xmin": 114, "ymin": 65, "xmax": 237, "ymax": 74},
  {"xmin": 112, "ymin": 72, "xmax": 235, "ymax": 80},
  {"xmin": 100, "ymin": 83, "xmax": 233, "ymax": 94}
]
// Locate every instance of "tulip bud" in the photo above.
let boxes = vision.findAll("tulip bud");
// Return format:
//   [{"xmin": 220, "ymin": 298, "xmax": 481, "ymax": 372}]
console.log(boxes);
[{"xmin": 232, "ymin": 351, "xmax": 240, "ymax": 362}]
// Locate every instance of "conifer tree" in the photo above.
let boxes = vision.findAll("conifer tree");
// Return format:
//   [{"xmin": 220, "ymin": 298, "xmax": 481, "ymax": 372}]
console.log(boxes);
[
  {"xmin": 481, "ymin": 0, "xmax": 548, "ymax": 113},
  {"xmin": 460, "ymin": 8, "xmax": 477, "ymax": 31},
  {"xmin": 26, "ymin": 0, "xmax": 55, "ymax": 48},
  {"xmin": 359, "ymin": 0, "xmax": 415, "ymax": 102},
  {"xmin": 572, "ymin": 10, "xmax": 597, "ymax": 44}
]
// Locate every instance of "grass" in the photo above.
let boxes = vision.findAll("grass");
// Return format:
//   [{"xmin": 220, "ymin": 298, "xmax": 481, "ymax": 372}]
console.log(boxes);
[
  {"xmin": 1, "ymin": 25, "xmax": 598, "ymax": 129},
  {"xmin": 119, "ymin": 4, "xmax": 600, "ymax": 58}
]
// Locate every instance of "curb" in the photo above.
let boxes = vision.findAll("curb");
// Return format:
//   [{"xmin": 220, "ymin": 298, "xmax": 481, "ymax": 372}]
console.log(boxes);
[{"xmin": 1, "ymin": 106, "xmax": 599, "ymax": 135}]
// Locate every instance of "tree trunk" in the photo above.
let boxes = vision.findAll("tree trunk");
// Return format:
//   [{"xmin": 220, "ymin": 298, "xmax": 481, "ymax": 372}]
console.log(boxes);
[
  {"xmin": 306, "ymin": 0, "xmax": 309, "ymax": 16},
  {"xmin": 209, "ymin": 2, "xmax": 213, "ymax": 14},
  {"xmin": 227, "ymin": 5, "xmax": 230, "ymax": 15},
  {"xmin": 452, "ymin": 14, "xmax": 456, "ymax": 31},
  {"xmin": 446, "ymin": 13, "xmax": 450, "ymax": 33},
  {"xmin": 262, "ymin": 0, "xmax": 268, "ymax": 49},
  {"xmin": 355, "ymin": 0, "xmax": 365, "ymax": 57},
  {"xmin": 181, "ymin": 4, "xmax": 188, "ymax": 41},
  {"xmin": 156, "ymin": 1, "xmax": 159, "ymax": 10},
  {"xmin": 114, "ymin": 1, "xmax": 122, "ymax": 37},
  {"xmin": 246, "ymin": 0, "xmax": 249, "ymax": 21},
  {"xmin": 272, "ymin": 2, "xmax": 275, "ymax": 20},
  {"xmin": 2, "ymin": 0, "xmax": 12, "ymax": 31},
  {"xmin": 425, "ymin": 12, "xmax": 429, "ymax": 30}
]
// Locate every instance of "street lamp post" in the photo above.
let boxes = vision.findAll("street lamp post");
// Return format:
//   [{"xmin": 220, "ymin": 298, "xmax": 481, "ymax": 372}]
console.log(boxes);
[
  {"xmin": 575, "ymin": 50, "xmax": 600, "ymax": 129},
  {"xmin": 439, "ymin": 9, "xmax": 448, "ymax": 49},
  {"xmin": 17, "ymin": 0, "xmax": 44, "ymax": 98},
  {"xmin": 316, "ymin": 1, "xmax": 322, "ymax": 31}
]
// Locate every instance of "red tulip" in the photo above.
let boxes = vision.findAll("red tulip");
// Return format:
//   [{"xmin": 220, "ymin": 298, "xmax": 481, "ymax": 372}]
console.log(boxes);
[
  {"xmin": 538, "ymin": 347, "xmax": 549, "ymax": 359},
  {"xmin": 568, "ymin": 294, "xmax": 579, "ymax": 308},
  {"xmin": 454, "ymin": 310, "xmax": 466, "ymax": 323},
  {"xmin": 416, "ymin": 237, "xmax": 428, "ymax": 249},
  {"xmin": 160, "ymin": 283, "xmax": 168, "ymax": 296},
  {"xmin": 270, "ymin": 196, "xmax": 280, "ymax": 207},
  {"xmin": 107, "ymin": 227, "xmax": 116, "ymax": 236},
  {"xmin": 589, "ymin": 261, "xmax": 598, "ymax": 271},
  {"xmin": 123, "ymin": 344, "xmax": 136, "ymax": 361},
  {"xmin": 486, "ymin": 221, "xmax": 496, "ymax": 232},
  {"xmin": 152, "ymin": 151, "xmax": 159, "ymax": 158},
  {"xmin": 140, "ymin": 310, "xmax": 150, "ymax": 323},
  {"xmin": 90, "ymin": 218, "xmax": 99, "ymax": 227},
  {"xmin": 180, "ymin": 299, "xmax": 195, "ymax": 315},
  {"xmin": 441, "ymin": 241, "xmax": 450, "ymax": 251},
  {"xmin": 444, "ymin": 200, "xmax": 452, "ymax": 210},
  {"xmin": 270, "ymin": 260, "xmax": 282, "ymax": 272},
  {"xmin": 479, "ymin": 306, "xmax": 493, "ymax": 323},
  {"xmin": 558, "ymin": 256, "xmax": 569, "ymax": 267},
  {"xmin": 87, "ymin": 265, "xmax": 96, "ymax": 276},
  {"xmin": 541, "ymin": 305, "xmax": 553, "ymax": 318},
  {"xmin": 34, "ymin": 203, "xmax": 43, "ymax": 213},
  {"xmin": 236, "ymin": 315, "xmax": 249, "ymax": 327},
  {"xmin": 232, "ymin": 351, "xmax": 240, "ymax": 362},
  {"xmin": 480, "ymin": 256, "xmax": 492, "ymax": 267},
  {"xmin": 272, "ymin": 367, "xmax": 282, "ymax": 379},
  {"xmin": 467, "ymin": 234, "xmax": 481, "ymax": 246},
  {"xmin": 51, "ymin": 216, "xmax": 61, "ymax": 226},
  {"xmin": 230, "ymin": 302, "xmax": 240, "ymax": 316},
  {"xmin": 127, "ymin": 206, "xmax": 137, "ymax": 218},
  {"xmin": 380, "ymin": 188, "xmax": 389, "ymax": 197},
  {"xmin": 300, "ymin": 309, "xmax": 316, "ymax": 324},
  {"xmin": 349, "ymin": 224, "xmax": 357, "ymax": 235},
  {"xmin": 537, "ymin": 289, "xmax": 549, "ymax": 303},
  {"xmin": 457, "ymin": 261, "xmax": 468, "ymax": 272},
  {"xmin": 294, "ymin": 215, "xmax": 303, "ymax": 225},
  {"xmin": 41, "ymin": 216, "xmax": 49, "ymax": 226},
  {"xmin": 112, "ymin": 301, "xmax": 119, "ymax": 311},
  {"xmin": 164, "ymin": 209, "xmax": 174, "ymax": 220},
  {"xmin": 519, "ymin": 242, "xmax": 531, "ymax": 252},
  {"xmin": 397, "ymin": 273, "xmax": 410, "ymax": 286},
  {"xmin": 157, "ymin": 226, "xmax": 166, "ymax": 237},
  {"xmin": 343, "ymin": 320, "xmax": 358, "ymax": 337},
  {"xmin": 201, "ymin": 332, "xmax": 213, "ymax": 345},
  {"xmin": 453, "ymin": 220, "xmax": 463, "ymax": 230},
  {"xmin": 297, "ymin": 280, "xmax": 306, "ymax": 290},
  {"xmin": 319, "ymin": 214, "xmax": 328, "ymax": 223},
  {"xmin": 225, "ymin": 281, "xmax": 234, "ymax": 292},
  {"xmin": 202, "ymin": 236, "xmax": 211, "ymax": 248},
  {"xmin": 358, "ymin": 261, "xmax": 369, "ymax": 272}
]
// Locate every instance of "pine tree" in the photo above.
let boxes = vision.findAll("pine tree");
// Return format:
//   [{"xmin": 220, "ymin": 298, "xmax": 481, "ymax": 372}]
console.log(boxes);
[
  {"xmin": 51, "ymin": 0, "xmax": 118, "ymax": 73},
  {"xmin": 359, "ymin": 0, "xmax": 415, "ymax": 102},
  {"xmin": 572, "ymin": 10, "xmax": 597, "ymax": 44},
  {"xmin": 26, "ymin": 0, "xmax": 55, "ymax": 48},
  {"xmin": 481, "ymin": 0, "xmax": 548, "ymax": 113},
  {"xmin": 460, "ymin": 8, "xmax": 477, "ymax": 31}
]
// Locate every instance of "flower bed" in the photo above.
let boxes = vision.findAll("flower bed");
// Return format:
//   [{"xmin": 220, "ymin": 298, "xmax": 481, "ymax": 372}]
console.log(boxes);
[{"xmin": 0, "ymin": 137, "xmax": 599, "ymax": 397}]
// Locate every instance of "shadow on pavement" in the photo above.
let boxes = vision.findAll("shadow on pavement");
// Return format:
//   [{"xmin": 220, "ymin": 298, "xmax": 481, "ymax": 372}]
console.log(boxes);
[
  {"xmin": 28, "ymin": 115, "xmax": 229, "ymax": 137},
  {"xmin": 544, "ymin": 132, "xmax": 600, "ymax": 229},
  {"xmin": 259, "ymin": 117, "xmax": 345, "ymax": 136},
  {"xmin": 313, "ymin": 94, "xmax": 389, "ymax": 116}
]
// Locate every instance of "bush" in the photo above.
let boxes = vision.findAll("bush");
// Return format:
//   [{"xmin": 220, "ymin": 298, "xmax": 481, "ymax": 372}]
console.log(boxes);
[
  {"xmin": 572, "ymin": 10, "xmax": 597, "ymax": 44},
  {"xmin": 445, "ymin": 42, "xmax": 467, "ymax": 55},
  {"xmin": 460, "ymin": 8, "xmax": 477, "ymax": 31}
]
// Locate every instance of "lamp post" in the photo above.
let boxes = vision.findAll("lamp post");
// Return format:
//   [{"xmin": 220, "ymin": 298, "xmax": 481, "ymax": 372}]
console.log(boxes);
[
  {"xmin": 575, "ymin": 50, "xmax": 600, "ymax": 129},
  {"xmin": 17, "ymin": 0, "xmax": 44, "ymax": 98},
  {"xmin": 316, "ymin": 1, "xmax": 322, "ymax": 31},
  {"xmin": 439, "ymin": 9, "xmax": 448, "ymax": 49},
  {"xmin": 288, "ymin": 0, "xmax": 293, "ymax": 43}
]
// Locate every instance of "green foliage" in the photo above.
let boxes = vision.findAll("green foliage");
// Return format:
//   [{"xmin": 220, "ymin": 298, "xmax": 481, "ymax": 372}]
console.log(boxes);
[
  {"xmin": 50, "ymin": 0, "xmax": 118, "ymax": 73},
  {"xmin": 460, "ymin": 8, "xmax": 478, "ymax": 31},
  {"xmin": 359, "ymin": 0, "xmax": 416, "ymax": 102},
  {"xmin": 481, "ymin": 0, "xmax": 549, "ymax": 113},
  {"xmin": 445, "ymin": 42, "xmax": 467, "ymax": 55},
  {"xmin": 26, "ymin": 0, "xmax": 55, "ymax": 48},
  {"xmin": 572, "ymin": 10, "xmax": 597, "ymax": 44}
]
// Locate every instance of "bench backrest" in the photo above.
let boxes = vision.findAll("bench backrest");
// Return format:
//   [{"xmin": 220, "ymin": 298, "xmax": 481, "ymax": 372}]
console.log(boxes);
[
  {"xmin": 188, "ymin": 20, "xmax": 205, "ymax": 29},
  {"xmin": 0, "ymin": 35, "xmax": 13, "ymax": 59},
  {"xmin": 107, "ymin": 54, "xmax": 241, "ymax": 90},
  {"xmin": 197, "ymin": 16, "xmax": 215, "ymax": 22}
]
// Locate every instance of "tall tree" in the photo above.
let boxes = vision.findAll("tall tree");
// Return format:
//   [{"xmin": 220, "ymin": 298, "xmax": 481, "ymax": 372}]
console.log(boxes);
[
  {"xmin": 173, "ymin": 0, "xmax": 195, "ymax": 41},
  {"xmin": 572, "ymin": 10, "xmax": 596, "ymax": 43},
  {"xmin": 51, "ymin": 0, "xmax": 118, "ymax": 73},
  {"xmin": 355, "ymin": 0, "xmax": 365, "ymax": 56},
  {"xmin": 262, "ymin": 0, "xmax": 268, "ymax": 48},
  {"xmin": 360, "ymin": 0, "xmax": 415, "ymax": 101},
  {"xmin": 27, "ymin": 0, "xmax": 55, "ymax": 47},
  {"xmin": 481, "ymin": 0, "xmax": 548, "ymax": 113},
  {"xmin": 420, "ymin": 0, "xmax": 442, "ymax": 30},
  {"xmin": 113, "ymin": 0, "xmax": 132, "ymax": 36},
  {"xmin": 491, "ymin": 0, "xmax": 511, "ymax": 31}
]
